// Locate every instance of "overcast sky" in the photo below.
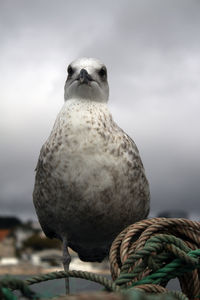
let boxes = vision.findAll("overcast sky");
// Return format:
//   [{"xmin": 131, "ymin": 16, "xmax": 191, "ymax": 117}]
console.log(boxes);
[{"xmin": 0, "ymin": 0, "xmax": 200, "ymax": 220}]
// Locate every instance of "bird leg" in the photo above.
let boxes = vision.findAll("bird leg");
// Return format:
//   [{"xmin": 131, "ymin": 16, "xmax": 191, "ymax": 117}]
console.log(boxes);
[{"xmin": 62, "ymin": 237, "xmax": 71, "ymax": 294}]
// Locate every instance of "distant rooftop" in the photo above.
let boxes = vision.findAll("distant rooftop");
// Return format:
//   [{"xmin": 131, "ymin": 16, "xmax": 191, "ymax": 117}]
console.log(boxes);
[
  {"xmin": 0, "ymin": 216, "xmax": 21, "ymax": 229},
  {"xmin": 0, "ymin": 229, "xmax": 10, "ymax": 241}
]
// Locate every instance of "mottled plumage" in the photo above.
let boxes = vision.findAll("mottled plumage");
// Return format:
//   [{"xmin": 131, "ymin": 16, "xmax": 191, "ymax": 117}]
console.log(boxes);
[{"xmin": 33, "ymin": 57, "xmax": 150, "ymax": 265}]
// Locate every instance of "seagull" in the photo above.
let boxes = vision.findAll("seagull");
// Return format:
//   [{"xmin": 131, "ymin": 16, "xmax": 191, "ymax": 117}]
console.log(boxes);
[{"xmin": 33, "ymin": 57, "xmax": 150, "ymax": 293}]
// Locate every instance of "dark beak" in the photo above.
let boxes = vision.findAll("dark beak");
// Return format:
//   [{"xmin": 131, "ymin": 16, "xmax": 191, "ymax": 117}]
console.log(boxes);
[{"xmin": 78, "ymin": 69, "xmax": 92, "ymax": 84}]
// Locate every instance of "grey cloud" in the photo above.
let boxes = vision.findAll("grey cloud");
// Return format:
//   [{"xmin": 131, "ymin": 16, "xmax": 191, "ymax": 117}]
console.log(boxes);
[{"xmin": 117, "ymin": 0, "xmax": 200, "ymax": 50}]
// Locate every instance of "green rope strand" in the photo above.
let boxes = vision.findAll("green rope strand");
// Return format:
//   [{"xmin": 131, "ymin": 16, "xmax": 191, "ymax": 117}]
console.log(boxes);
[
  {"xmin": 120, "ymin": 234, "xmax": 192, "ymax": 275},
  {"xmin": 25, "ymin": 270, "xmax": 120, "ymax": 292},
  {"xmin": 116, "ymin": 249, "xmax": 200, "ymax": 288},
  {"xmin": 0, "ymin": 275, "xmax": 38, "ymax": 299}
]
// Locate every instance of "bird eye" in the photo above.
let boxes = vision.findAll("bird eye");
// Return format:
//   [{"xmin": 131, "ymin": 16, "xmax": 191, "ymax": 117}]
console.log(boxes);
[
  {"xmin": 67, "ymin": 65, "xmax": 74, "ymax": 77},
  {"xmin": 98, "ymin": 67, "xmax": 107, "ymax": 78}
]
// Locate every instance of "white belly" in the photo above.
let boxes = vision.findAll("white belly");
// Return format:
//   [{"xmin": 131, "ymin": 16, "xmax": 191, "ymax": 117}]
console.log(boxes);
[{"xmin": 48, "ymin": 100, "xmax": 123, "ymax": 197}]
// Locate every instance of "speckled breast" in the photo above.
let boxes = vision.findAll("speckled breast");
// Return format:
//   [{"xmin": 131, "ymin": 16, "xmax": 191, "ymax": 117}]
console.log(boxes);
[{"xmin": 33, "ymin": 100, "xmax": 150, "ymax": 248}]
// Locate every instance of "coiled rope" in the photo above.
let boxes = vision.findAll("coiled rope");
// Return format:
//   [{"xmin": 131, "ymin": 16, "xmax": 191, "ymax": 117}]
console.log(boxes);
[
  {"xmin": 110, "ymin": 217, "xmax": 200, "ymax": 299},
  {"xmin": 1, "ymin": 218, "xmax": 200, "ymax": 300}
]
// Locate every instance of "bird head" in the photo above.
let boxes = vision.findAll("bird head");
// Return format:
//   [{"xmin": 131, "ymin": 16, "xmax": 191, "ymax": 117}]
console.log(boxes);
[{"xmin": 64, "ymin": 58, "xmax": 109, "ymax": 103}]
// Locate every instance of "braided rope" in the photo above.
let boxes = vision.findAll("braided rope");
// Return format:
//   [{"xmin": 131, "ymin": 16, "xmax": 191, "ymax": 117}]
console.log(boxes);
[
  {"xmin": 0, "ymin": 276, "xmax": 37, "ymax": 299},
  {"xmin": 109, "ymin": 217, "xmax": 200, "ymax": 299},
  {"xmin": 25, "ymin": 270, "xmax": 119, "ymax": 292}
]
